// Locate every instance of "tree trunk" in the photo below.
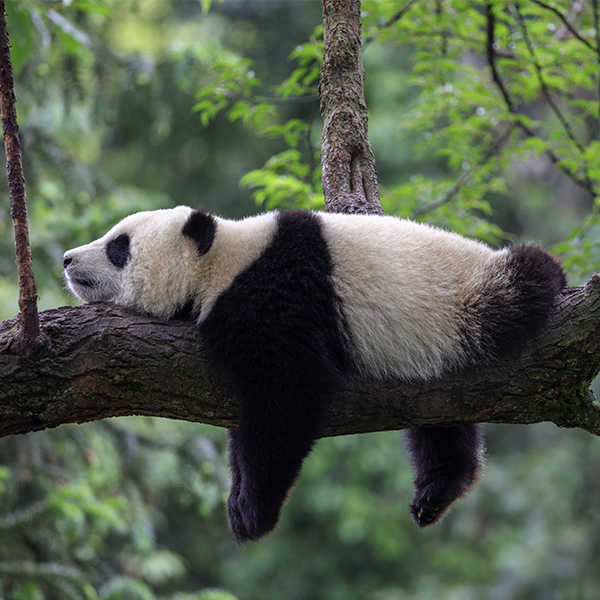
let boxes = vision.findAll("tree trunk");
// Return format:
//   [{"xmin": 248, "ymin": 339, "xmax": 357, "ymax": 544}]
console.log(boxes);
[
  {"xmin": 0, "ymin": 1, "xmax": 40, "ymax": 349},
  {"xmin": 320, "ymin": 0, "xmax": 382, "ymax": 214}
]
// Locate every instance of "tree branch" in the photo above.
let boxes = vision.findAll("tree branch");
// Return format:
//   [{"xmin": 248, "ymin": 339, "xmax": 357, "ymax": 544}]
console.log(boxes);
[
  {"xmin": 414, "ymin": 127, "xmax": 512, "ymax": 217},
  {"xmin": 484, "ymin": 1, "xmax": 596, "ymax": 198},
  {"xmin": 593, "ymin": 0, "xmax": 600, "ymax": 126},
  {"xmin": 1, "ymin": 276, "xmax": 600, "ymax": 440},
  {"xmin": 363, "ymin": 0, "xmax": 418, "ymax": 46},
  {"xmin": 530, "ymin": 0, "xmax": 596, "ymax": 50},
  {"xmin": 0, "ymin": 1, "xmax": 40, "ymax": 350},
  {"xmin": 514, "ymin": 4, "xmax": 586, "ymax": 155}
]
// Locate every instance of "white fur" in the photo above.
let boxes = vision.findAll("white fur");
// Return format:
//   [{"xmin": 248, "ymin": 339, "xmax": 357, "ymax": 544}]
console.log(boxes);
[
  {"xmin": 319, "ymin": 213, "xmax": 502, "ymax": 380},
  {"xmin": 64, "ymin": 206, "xmax": 277, "ymax": 320},
  {"xmin": 64, "ymin": 207, "xmax": 507, "ymax": 382}
]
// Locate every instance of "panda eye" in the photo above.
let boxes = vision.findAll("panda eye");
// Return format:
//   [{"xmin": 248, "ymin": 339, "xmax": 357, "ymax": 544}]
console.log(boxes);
[{"xmin": 106, "ymin": 233, "xmax": 130, "ymax": 269}]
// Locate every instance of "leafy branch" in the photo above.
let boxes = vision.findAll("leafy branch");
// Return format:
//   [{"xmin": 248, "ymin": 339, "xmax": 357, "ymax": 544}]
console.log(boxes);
[
  {"xmin": 484, "ymin": 1, "xmax": 597, "ymax": 199},
  {"xmin": 530, "ymin": 0, "xmax": 596, "ymax": 50}
]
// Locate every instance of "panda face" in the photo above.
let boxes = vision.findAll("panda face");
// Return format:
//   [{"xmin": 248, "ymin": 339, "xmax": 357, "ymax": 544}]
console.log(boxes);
[
  {"xmin": 64, "ymin": 206, "xmax": 278, "ymax": 321},
  {"xmin": 63, "ymin": 230, "xmax": 130, "ymax": 305},
  {"xmin": 63, "ymin": 206, "xmax": 212, "ymax": 319}
]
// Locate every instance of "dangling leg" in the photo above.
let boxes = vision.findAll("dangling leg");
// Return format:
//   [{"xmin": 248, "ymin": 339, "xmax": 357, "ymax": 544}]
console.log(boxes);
[
  {"xmin": 226, "ymin": 429, "xmax": 250, "ymax": 543},
  {"xmin": 404, "ymin": 423, "xmax": 484, "ymax": 526},
  {"xmin": 226, "ymin": 380, "xmax": 334, "ymax": 543}
]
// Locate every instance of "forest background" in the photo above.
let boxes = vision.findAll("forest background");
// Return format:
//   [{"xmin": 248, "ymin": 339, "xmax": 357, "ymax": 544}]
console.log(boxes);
[{"xmin": 1, "ymin": 0, "xmax": 600, "ymax": 599}]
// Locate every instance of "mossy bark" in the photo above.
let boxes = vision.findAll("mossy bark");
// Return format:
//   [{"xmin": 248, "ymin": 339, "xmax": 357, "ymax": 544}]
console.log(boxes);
[{"xmin": 2, "ymin": 279, "xmax": 600, "ymax": 439}]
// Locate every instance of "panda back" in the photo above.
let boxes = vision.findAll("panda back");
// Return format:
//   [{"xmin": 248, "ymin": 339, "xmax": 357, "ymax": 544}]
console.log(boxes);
[{"xmin": 319, "ymin": 213, "xmax": 500, "ymax": 380}]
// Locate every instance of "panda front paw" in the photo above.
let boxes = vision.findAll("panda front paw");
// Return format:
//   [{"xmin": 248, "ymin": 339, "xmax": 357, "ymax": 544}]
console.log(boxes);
[{"xmin": 227, "ymin": 492, "xmax": 250, "ymax": 544}]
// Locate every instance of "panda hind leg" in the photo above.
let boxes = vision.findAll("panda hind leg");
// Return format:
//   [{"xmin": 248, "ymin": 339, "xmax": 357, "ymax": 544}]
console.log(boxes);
[{"xmin": 404, "ymin": 423, "xmax": 484, "ymax": 526}]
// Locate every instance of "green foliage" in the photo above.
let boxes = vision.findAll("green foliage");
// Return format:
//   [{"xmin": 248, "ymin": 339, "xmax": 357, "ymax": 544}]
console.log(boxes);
[
  {"xmin": 362, "ymin": 0, "xmax": 600, "ymax": 257},
  {"xmin": 3, "ymin": 0, "xmax": 600, "ymax": 599},
  {"xmin": 277, "ymin": 27, "xmax": 323, "ymax": 98},
  {"xmin": 192, "ymin": 42, "xmax": 273, "ymax": 129},
  {"xmin": 0, "ymin": 420, "xmax": 231, "ymax": 599},
  {"xmin": 240, "ymin": 148, "xmax": 323, "ymax": 210}
]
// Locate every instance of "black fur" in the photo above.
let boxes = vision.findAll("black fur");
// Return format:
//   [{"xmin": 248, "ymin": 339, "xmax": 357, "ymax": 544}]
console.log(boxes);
[
  {"xmin": 182, "ymin": 209, "xmax": 216, "ymax": 255},
  {"xmin": 171, "ymin": 298, "xmax": 197, "ymax": 321},
  {"xmin": 106, "ymin": 234, "xmax": 130, "ymax": 269},
  {"xmin": 199, "ymin": 211, "xmax": 349, "ymax": 542},
  {"xmin": 479, "ymin": 244, "xmax": 566, "ymax": 356},
  {"xmin": 405, "ymin": 423, "xmax": 484, "ymax": 527},
  {"xmin": 407, "ymin": 243, "xmax": 565, "ymax": 528}
]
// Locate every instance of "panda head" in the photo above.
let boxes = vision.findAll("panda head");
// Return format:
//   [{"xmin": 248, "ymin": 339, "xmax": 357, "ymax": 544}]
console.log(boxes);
[{"xmin": 63, "ymin": 206, "xmax": 217, "ymax": 319}]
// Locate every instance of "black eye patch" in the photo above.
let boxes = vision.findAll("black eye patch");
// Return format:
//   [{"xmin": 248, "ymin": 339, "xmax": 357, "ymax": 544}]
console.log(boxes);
[{"xmin": 106, "ymin": 233, "xmax": 130, "ymax": 269}]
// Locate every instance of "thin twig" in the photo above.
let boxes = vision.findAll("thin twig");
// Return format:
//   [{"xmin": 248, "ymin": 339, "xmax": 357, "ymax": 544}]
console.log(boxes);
[
  {"xmin": 514, "ymin": 3, "xmax": 596, "ymax": 196},
  {"xmin": 414, "ymin": 127, "xmax": 512, "ymax": 217},
  {"xmin": 436, "ymin": 0, "xmax": 449, "ymax": 57},
  {"xmin": 484, "ymin": 2, "xmax": 596, "ymax": 198},
  {"xmin": 0, "ymin": 0, "xmax": 40, "ymax": 347},
  {"xmin": 364, "ymin": 0, "xmax": 419, "ymax": 45},
  {"xmin": 530, "ymin": 0, "xmax": 596, "ymax": 50},
  {"xmin": 485, "ymin": 2, "xmax": 517, "ymax": 114},
  {"xmin": 515, "ymin": 4, "xmax": 585, "ymax": 154},
  {"xmin": 592, "ymin": 0, "xmax": 600, "ymax": 126}
]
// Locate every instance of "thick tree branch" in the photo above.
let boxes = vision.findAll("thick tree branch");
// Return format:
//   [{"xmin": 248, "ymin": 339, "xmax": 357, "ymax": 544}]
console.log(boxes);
[{"xmin": 1, "ymin": 277, "xmax": 600, "ymax": 440}]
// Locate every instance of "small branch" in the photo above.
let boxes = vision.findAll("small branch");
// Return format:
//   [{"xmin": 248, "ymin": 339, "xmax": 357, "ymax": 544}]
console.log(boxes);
[
  {"xmin": 363, "ymin": 0, "xmax": 418, "ymax": 46},
  {"xmin": 435, "ymin": 0, "xmax": 449, "ymax": 57},
  {"xmin": 593, "ymin": 0, "xmax": 600, "ymax": 126},
  {"xmin": 0, "ymin": 1, "xmax": 40, "ymax": 349},
  {"xmin": 485, "ymin": 3, "xmax": 517, "ymax": 114},
  {"xmin": 485, "ymin": 2, "xmax": 596, "ymax": 199},
  {"xmin": 530, "ymin": 0, "xmax": 596, "ymax": 51},
  {"xmin": 514, "ymin": 4, "xmax": 586, "ymax": 155},
  {"xmin": 319, "ymin": 0, "xmax": 382, "ymax": 215},
  {"xmin": 414, "ymin": 127, "xmax": 512, "ymax": 217}
]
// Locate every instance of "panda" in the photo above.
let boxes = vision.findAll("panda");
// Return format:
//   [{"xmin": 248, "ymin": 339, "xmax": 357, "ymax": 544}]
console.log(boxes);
[{"xmin": 63, "ymin": 206, "xmax": 566, "ymax": 542}]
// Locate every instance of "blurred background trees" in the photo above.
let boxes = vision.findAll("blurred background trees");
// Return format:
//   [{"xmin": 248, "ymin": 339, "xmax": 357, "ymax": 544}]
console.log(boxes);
[{"xmin": 1, "ymin": 1, "xmax": 600, "ymax": 598}]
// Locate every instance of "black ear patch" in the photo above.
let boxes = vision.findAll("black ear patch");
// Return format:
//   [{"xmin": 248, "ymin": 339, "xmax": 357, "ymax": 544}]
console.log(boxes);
[
  {"xmin": 182, "ymin": 209, "xmax": 216, "ymax": 255},
  {"xmin": 106, "ymin": 233, "xmax": 130, "ymax": 268}
]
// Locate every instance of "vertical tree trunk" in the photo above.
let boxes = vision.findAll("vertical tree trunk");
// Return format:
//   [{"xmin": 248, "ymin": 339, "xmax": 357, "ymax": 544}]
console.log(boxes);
[
  {"xmin": 319, "ymin": 0, "xmax": 382, "ymax": 215},
  {"xmin": 0, "ymin": 1, "xmax": 40, "ymax": 348}
]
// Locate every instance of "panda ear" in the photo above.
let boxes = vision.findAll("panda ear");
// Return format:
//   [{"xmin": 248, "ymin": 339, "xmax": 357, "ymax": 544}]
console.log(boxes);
[{"xmin": 182, "ymin": 209, "xmax": 216, "ymax": 255}]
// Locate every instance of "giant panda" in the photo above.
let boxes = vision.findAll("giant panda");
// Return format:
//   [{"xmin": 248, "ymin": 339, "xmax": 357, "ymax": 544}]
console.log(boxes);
[{"xmin": 63, "ymin": 206, "xmax": 566, "ymax": 542}]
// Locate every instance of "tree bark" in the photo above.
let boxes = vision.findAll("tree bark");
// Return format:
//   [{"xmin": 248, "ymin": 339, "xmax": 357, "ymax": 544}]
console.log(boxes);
[
  {"xmin": 0, "ymin": 1, "xmax": 40, "ymax": 349},
  {"xmin": 1, "ymin": 277, "xmax": 600, "ymax": 440},
  {"xmin": 0, "ymin": 0, "xmax": 599, "ymax": 445},
  {"xmin": 319, "ymin": 0, "xmax": 382, "ymax": 214}
]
